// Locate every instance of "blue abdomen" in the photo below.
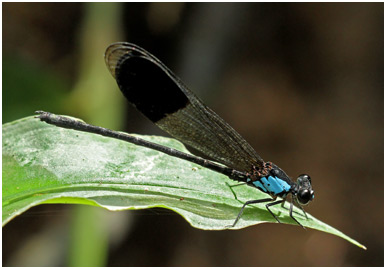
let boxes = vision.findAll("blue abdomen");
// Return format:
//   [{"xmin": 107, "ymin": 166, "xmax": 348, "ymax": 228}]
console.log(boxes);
[{"xmin": 252, "ymin": 176, "xmax": 291, "ymax": 195}]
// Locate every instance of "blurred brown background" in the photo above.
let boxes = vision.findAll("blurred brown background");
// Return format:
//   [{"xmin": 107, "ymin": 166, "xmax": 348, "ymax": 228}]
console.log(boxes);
[{"xmin": 2, "ymin": 2, "xmax": 383, "ymax": 266}]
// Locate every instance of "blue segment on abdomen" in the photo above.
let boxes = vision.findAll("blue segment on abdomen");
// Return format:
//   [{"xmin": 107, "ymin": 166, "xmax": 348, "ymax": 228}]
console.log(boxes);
[
  {"xmin": 253, "ymin": 180, "xmax": 267, "ymax": 192},
  {"xmin": 253, "ymin": 176, "xmax": 291, "ymax": 195}
]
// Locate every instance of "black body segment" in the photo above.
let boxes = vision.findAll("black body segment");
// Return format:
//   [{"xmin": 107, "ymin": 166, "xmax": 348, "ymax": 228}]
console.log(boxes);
[
  {"xmin": 104, "ymin": 42, "xmax": 265, "ymax": 173},
  {"xmin": 35, "ymin": 111, "xmax": 247, "ymax": 182}
]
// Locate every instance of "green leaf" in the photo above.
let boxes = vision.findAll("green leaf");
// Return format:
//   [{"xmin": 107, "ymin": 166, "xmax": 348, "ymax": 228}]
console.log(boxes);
[{"xmin": 2, "ymin": 115, "xmax": 366, "ymax": 250}]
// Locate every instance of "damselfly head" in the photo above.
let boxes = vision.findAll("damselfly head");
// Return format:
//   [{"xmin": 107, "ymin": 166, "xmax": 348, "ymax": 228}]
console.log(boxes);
[{"xmin": 295, "ymin": 174, "xmax": 314, "ymax": 205}]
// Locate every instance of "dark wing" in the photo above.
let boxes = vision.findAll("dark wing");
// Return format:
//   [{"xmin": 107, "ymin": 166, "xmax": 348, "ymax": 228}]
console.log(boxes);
[{"xmin": 104, "ymin": 42, "xmax": 264, "ymax": 173}]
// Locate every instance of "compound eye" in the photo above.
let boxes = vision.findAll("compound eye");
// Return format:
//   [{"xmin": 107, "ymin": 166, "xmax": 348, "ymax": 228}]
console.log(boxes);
[
  {"xmin": 299, "ymin": 174, "xmax": 311, "ymax": 184},
  {"xmin": 297, "ymin": 189, "xmax": 312, "ymax": 204}
]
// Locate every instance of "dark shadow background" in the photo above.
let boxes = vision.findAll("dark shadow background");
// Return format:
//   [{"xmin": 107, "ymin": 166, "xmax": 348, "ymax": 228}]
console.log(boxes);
[{"xmin": 3, "ymin": 2, "xmax": 383, "ymax": 266}]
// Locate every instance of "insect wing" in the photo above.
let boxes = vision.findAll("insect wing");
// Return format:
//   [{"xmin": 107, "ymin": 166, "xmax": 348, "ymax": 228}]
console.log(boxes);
[{"xmin": 105, "ymin": 42, "xmax": 264, "ymax": 172}]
